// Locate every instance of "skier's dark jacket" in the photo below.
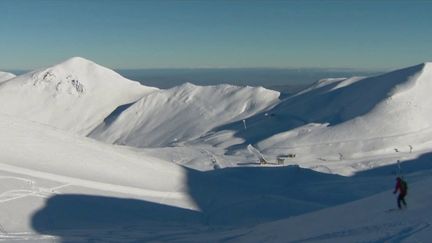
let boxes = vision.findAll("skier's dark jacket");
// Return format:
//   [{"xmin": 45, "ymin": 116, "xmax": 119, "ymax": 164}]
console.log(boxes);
[{"xmin": 394, "ymin": 177, "xmax": 408, "ymax": 196}]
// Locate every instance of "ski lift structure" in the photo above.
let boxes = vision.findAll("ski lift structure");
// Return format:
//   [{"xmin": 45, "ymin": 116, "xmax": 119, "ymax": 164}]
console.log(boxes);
[
  {"xmin": 248, "ymin": 144, "xmax": 296, "ymax": 165},
  {"xmin": 276, "ymin": 154, "xmax": 296, "ymax": 165}
]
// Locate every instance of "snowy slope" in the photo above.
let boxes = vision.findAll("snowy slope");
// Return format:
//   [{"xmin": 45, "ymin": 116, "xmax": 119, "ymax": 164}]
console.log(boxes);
[
  {"xmin": 0, "ymin": 71, "xmax": 15, "ymax": 83},
  {"xmin": 194, "ymin": 63, "xmax": 432, "ymax": 174},
  {"xmin": 235, "ymin": 176, "xmax": 432, "ymax": 243},
  {"xmin": 90, "ymin": 83, "xmax": 280, "ymax": 147},
  {"xmin": 2, "ymin": 133, "xmax": 426, "ymax": 242},
  {"xmin": 0, "ymin": 113, "xmax": 365, "ymax": 238},
  {"xmin": 0, "ymin": 57, "xmax": 157, "ymax": 135},
  {"xmin": 0, "ymin": 114, "xmax": 194, "ymax": 233},
  {"xmin": 258, "ymin": 63, "xmax": 432, "ymax": 161},
  {"xmin": 143, "ymin": 163, "xmax": 432, "ymax": 242}
]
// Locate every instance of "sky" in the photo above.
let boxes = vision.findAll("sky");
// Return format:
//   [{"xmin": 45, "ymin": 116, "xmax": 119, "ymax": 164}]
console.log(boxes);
[{"xmin": 1, "ymin": 0, "xmax": 432, "ymax": 70}]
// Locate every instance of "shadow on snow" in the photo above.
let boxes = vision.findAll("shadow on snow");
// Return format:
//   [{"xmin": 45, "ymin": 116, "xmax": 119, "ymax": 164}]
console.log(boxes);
[{"xmin": 31, "ymin": 152, "xmax": 432, "ymax": 242}]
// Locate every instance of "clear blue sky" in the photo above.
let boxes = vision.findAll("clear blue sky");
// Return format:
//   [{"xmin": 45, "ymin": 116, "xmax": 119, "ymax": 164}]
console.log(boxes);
[{"xmin": 1, "ymin": 0, "xmax": 432, "ymax": 70}]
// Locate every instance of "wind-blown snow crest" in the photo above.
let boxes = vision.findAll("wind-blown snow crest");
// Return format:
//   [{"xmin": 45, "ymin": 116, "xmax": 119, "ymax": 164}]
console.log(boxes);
[
  {"xmin": 0, "ymin": 71, "xmax": 16, "ymax": 83},
  {"xmin": 0, "ymin": 57, "xmax": 157, "ymax": 135},
  {"xmin": 90, "ymin": 82, "xmax": 280, "ymax": 147}
]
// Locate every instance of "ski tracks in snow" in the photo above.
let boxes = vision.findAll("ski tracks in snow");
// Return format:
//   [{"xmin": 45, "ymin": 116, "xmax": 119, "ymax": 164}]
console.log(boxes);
[
  {"xmin": 0, "ymin": 176, "xmax": 70, "ymax": 203},
  {"xmin": 292, "ymin": 221, "xmax": 431, "ymax": 243},
  {"xmin": 0, "ymin": 162, "xmax": 190, "ymax": 206},
  {"xmin": 0, "ymin": 232, "xmax": 57, "ymax": 242}
]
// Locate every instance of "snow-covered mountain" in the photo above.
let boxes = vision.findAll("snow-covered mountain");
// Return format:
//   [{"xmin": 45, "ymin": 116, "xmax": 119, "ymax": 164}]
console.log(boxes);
[
  {"xmin": 0, "ymin": 71, "xmax": 15, "ymax": 83},
  {"xmin": 90, "ymin": 82, "xmax": 280, "ymax": 147},
  {"xmin": 260, "ymin": 63, "xmax": 432, "ymax": 158},
  {"xmin": 0, "ymin": 57, "xmax": 157, "ymax": 135},
  {"xmin": 0, "ymin": 57, "xmax": 280, "ymax": 145},
  {"xmin": 196, "ymin": 63, "xmax": 432, "ymax": 174}
]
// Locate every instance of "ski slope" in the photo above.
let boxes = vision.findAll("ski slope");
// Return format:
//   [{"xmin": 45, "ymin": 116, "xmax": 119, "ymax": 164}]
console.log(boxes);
[
  {"xmin": 235, "ymin": 175, "xmax": 432, "ymax": 243},
  {"xmin": 0, "ymin": 114, "xmax": 196, "ymax": 234},
  {"xmin": 2, "ymin": 118, "xmax": 430, "ymax": 242}
]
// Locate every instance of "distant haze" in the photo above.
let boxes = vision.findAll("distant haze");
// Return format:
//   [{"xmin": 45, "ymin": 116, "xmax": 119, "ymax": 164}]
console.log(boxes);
[
  {"xmin": 116, "ymin": 68, "xmax": 384, "ymax": 93},
  {"xmin": 4, "ymin": 67, "xmax": 384, "ymax": 94}
]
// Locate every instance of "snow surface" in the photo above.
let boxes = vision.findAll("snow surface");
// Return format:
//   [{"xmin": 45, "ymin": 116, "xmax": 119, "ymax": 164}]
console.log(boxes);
[{"xmin": 1, "ymin": 58, "xmax": 432, "ymax": 242}]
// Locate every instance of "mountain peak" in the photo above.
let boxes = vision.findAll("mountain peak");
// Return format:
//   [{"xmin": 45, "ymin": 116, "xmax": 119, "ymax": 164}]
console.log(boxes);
[
  {"xmin": 53, "ymin": 57, "xmax": 107, "ymax": 73},
  {"xmin": 60, "ymin": 56, "xmax": 96, "ymax": 66},
  {"xmin": 28, "ymin": 57, "xmax": 146, "ymax": 95},
  {"xmin": 0, "ymin": 57, "xmax": 156, "ymax": 135}
]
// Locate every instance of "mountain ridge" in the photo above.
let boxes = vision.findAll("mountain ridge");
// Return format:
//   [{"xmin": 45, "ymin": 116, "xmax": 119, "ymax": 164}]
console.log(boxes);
[{"xmin": 90, "ymin": 82, "xmax": 280, "ymax": 147}]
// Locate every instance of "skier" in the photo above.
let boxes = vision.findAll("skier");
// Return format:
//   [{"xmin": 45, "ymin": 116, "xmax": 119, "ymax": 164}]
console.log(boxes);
[{"xmin": 393, "ymin": 177, "xmax": 408, "ymax": 209}]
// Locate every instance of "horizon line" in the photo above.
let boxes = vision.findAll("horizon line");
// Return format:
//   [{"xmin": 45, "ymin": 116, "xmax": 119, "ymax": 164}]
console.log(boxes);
[{"xmin": 2, "ymin": 66, "xmax": 387, "ymax": 73}]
